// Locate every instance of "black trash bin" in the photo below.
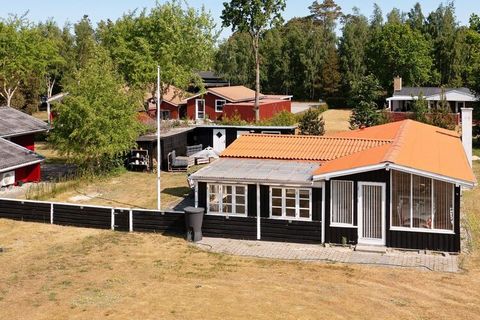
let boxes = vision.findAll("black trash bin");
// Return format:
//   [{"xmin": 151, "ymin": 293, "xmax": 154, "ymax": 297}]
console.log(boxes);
[{"xmin": 184, "ymin": 206, "xmax": 205, "ymax": 242}]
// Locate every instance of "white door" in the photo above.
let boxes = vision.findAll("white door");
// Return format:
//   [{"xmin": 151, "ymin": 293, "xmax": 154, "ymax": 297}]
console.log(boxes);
[
  {"xmin": 213, "ymin": 129, "xmax": 226, "ymax": 153},
  {"xmin": 358, "ymin": 182, "xmax": 386, "ymax": 245},
  {"xmin": 195, "ymin": 99, "xmax": 205, "ymax": 120}
]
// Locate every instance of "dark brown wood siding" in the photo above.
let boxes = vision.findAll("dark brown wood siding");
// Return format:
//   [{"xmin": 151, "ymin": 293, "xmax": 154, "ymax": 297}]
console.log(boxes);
[
  {"xmin": 260, "ymin": 219, "xmax": 322, "ymax": 243},
  {"xmin": 202, "ymin": 215, "xmax": 257, "ymax": 240}
]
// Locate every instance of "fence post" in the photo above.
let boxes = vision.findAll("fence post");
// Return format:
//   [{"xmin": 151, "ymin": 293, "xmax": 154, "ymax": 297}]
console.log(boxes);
[
  {"xmin": 129, "ymin": 210, "xmax": 133, "ymax": 232},
  {"xmin": 111, "ymin": 208, "xmax": 115, "ymax": 231},
  {"xmin": 50, "ymin": 203, "xmax": 54, "ymax": 224}
]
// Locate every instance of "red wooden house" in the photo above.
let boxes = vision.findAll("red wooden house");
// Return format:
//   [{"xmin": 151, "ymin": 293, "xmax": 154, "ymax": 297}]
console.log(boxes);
[
  {"xmin": 146, "ymin": 85, "xmax": 190, "ymax": 120},
  {"xmin": 185, "ymin": 86, "xmax": 292, "ymax": 121},
  {"xmin": 0, "ymin": 107, "xmax": 49, "ymax": 186}
]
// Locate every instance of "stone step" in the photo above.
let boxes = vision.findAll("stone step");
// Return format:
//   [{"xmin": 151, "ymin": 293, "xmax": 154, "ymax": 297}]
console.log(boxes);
[{"xmin": 354, "ymin": 244, "xmax": 387, "ymax": 254}]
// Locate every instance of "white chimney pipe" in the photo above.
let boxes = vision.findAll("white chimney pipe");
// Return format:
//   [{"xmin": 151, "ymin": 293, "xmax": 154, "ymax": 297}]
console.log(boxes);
[{"xmin": 461, "ymin": 107, "xmax": 473, "ymax": 167}]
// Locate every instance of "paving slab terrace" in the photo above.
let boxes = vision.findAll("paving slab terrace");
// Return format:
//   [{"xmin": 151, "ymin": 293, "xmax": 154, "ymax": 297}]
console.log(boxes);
[{"xmin": 194, "ymin": 237, "xmax": 459, "ymax": 273}]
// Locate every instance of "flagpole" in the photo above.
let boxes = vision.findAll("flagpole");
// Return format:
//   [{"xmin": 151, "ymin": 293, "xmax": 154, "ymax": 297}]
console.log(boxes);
[{"xmin": 156, "ymin": 66, "xmax": 161, "ymax": 211}]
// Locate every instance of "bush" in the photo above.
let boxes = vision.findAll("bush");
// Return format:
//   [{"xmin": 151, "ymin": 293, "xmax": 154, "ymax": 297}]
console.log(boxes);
[
  {"xmin": 219, "ymin": 110, "xmax": 248, "ymax": 126},
  {"xmin": 298, "ymin": 108, "xmax": 325, "ymax": 135},
  {"xmin": 266, "ymin": 110, "xmax": 297, "ymax": 126},
  {"xmin": 349, "ymin": 101, "xmax": 380, "ymax": 129}
]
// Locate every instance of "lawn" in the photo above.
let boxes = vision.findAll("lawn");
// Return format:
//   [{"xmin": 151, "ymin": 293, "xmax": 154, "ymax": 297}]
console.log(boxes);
[
  {"xmin": 322, "ymin": 109, "xmax": 352, "ymax": 134},
  {"xmin": 0, "ymin": 167, "xmax": 479, "ymax": 319}
]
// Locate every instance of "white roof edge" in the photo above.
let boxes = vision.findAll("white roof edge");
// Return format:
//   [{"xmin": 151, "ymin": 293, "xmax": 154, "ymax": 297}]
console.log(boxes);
[{"xmin": 313, "ymin": 163, "xmax": 475, "ymax": 188}]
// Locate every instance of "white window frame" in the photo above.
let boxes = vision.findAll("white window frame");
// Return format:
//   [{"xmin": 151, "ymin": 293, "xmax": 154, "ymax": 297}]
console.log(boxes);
[
  {"xmin": 390, "ymin": 170, "xmax": 455, "ymax": 234},
  {"xmin": 195, "ymin": 99, "xmax": 205, "ymax": 120},
  {"xmin": 215, "ymin": 99, "xmax": 226, "ymax": 113},
  {"xmin": 269, "ymin": 187, "xmax": 312, "ymax": 221},
  {"xmin": 330, "ymin": 180, "xmax": 355, "ymax": 228},
  {"xmin": 261, "ymin": 131, "xmax": 281, "ymax": 135},
  {"xmin": 206, "ymin": 183, "xmax": 248, "ymax": 217}
]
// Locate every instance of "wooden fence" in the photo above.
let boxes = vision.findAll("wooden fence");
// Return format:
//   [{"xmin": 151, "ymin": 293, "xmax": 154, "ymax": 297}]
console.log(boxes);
[{"xmin": 0, "ymin": 198, "xmax": 323, "ymax": 244}]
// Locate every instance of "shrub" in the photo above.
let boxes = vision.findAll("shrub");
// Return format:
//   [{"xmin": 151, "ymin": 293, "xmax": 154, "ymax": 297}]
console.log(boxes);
[
  {"xmin": 349, "ymin": 101, "xmax": 380, "ymax": 129},
  {"xmin": 298, "ymin": 108, "xmax": 325, "ymax": 135}
]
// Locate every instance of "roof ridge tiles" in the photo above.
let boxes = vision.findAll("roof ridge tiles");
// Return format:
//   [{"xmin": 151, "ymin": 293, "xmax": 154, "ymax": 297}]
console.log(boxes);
[{"xmin": 244, "ymin": 133, "xmax": 393, "ymax": 143}]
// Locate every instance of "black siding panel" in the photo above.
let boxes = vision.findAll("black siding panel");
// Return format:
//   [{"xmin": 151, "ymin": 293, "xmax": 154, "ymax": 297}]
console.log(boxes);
[
  {"xmin": 202, "ymin": 215, "xmax": 257, "ymax": 240},
  {"xmin": 312, "ymin": 188, "xmax": 322, "ymax": 221},
  {"xmin": 53, "ymin": 204, "xmax": 111, "ymax": 229},
  {"xmin": 247, "ymin": 184, "xmax": 257, "ymax": 217},
  {"xmin": 132, "ymin": 210, "xmax": 185, "ymax": 234},
  {"xmin": 225, "ymin": 128, "xmax": 237, "ymax": 147},
  {"xmin": 261, "ymin": 219, "xmax": 322, "ymax": 244},
  {"xmin": 198, "ymin": 182, "xmax": 207, "ymax": 210},
  {"xmin": 0, "ymin": 199, "xmax": 50, "ymax": 223},
  {"xmin": 260, "ymin": 185, "xmax": 269, "ymax": 217}
]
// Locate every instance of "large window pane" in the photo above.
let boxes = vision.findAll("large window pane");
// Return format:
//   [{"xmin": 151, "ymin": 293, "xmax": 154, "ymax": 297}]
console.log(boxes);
[
  {"xmin": 412, "ymin": 176, "xmax": 432, "ymax": 229},
  {"xmin": 270, "ymin": 187, "xmax": 311, "ymax": 220},
  {"xmin": 207, "ymin": 183, "xmax": 247, "ymax": 216},
  {"xmin": 331, "ymin": 180, "xmax": 353, "ymax": 225},
  {"xmin": 433, "ymin": 180, "xmax": 454, "ymax": 230},
  {"xmin": 391, "ymin": 171, "xmax": 411, "ymax": 227}
]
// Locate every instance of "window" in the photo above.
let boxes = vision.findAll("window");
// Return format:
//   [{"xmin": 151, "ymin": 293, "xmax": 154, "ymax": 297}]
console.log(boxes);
[
  {"xmin": 270, "ymin": 187, "xmax": 311, "ymax": 220},
  {"xmin": 196, "ymin": 99, "xmax": 205, "ymax": 119},
  {"xmin": 215, "ymin": 99, "xmax": 226, "ymax": 113},
  {"xmin": 391, "ymin": 170, "xmax": 454, "ymax": 232},
  {"xmin": 207, "ymin": 184, "xmax": 247, "ymax": 216},
  {"xmin": 331, "ymin": 180, "xmax": 354, "ymax": 226},
  {"xmin": 160, "ymin": 110, "xmax": 170, "ymax": 120}
]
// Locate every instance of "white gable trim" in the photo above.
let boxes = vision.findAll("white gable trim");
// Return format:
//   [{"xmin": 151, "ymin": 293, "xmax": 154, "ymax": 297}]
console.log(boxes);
[{"xmin": 313, "ymin": 163, "xmax": 475, "ymax": 188}]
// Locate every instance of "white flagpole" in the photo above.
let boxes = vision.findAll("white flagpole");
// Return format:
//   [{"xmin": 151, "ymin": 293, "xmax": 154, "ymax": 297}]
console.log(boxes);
[{"xmin": 156, "ymin": 66, "xmax": 161, "ymax": 211}]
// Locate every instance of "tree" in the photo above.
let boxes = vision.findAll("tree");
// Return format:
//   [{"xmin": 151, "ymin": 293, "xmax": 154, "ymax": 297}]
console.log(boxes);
[
  {"xmin": 349, "ymin": 74, "xmax": 382, "ymax": 128},
  {"xmin": 73, "ymin": 15, "xmax": 96, "ymax": 70},
  {"xmin": 367, "ymin": 22, "xmax": 433, "ymax": 91},
  {"xmin": 221, "ymin": 0, "xmax": 286, "ymax": 122},
  {"xmin": 407, "ymin": 3, "xmax": 426, "ymax": 33},
  {"xmin": 410, "ymin": 92, "xmax": 429, "ymax": 123},
  {"xmin": 0, "ymin": 16, "xmax": 49, "ymax": 108},
  {"xmin": 426, "ymin": 3, "xmax": 459, "ymax": 85},
  {"xmin": 98, "ymin": 1, "xmax": 217, "ymax": 96},
  {"xmin": 298, "ymin": 107, "xmax": 325, "ymax": 135},
  {"xmin": 215, "ymin": 32, "xmax": 255, "ymax": 88},
  {"xmin": 309, "ymin": 0, "xmax": 342, "ymax": 32},
  {"xmin": 339, "ymin": 9, "xmax": 370, "ymax": 100},
  {"xmin": 430, "ymin": 88, "xmax": 456, "ymax": 130},
  {"xmin": 386, "ymin": 8, "xmax": 403, "ymax": 25},
  {"xmin": 49, "ymin": 48, "xmax": 143, "ymax": 172}
]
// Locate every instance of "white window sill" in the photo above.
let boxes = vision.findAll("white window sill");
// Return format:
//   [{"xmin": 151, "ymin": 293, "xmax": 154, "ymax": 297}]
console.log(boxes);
[
  {"xmin": 206, "ymin": 212, "xmax": 248, "ymax": 218},
  {"xmin": 268, "ymin": 216, "xmax": 312, "ymax": 222},
  {"xmin": 330, "ymin": 223, "xmax": 357, "ymax": 228},
  {"xmin": 390, "ymin": 227, "xmax": 455, "ymax": 235}
]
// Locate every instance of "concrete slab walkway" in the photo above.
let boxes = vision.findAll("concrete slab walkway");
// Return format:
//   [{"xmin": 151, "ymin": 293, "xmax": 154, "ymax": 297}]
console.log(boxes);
[{"xmin": 195, "ymin": 237, "xmax": 459, "ymax": 273}]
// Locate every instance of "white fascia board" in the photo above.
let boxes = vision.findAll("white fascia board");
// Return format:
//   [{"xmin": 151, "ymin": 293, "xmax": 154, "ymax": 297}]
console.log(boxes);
[
  {"xmin": 312, "ymin": 164, "xmax": 387, "ymax": 181},
  {"xmin": 0, "ymin": 159, "xmax": 44, "ymax": 173}
]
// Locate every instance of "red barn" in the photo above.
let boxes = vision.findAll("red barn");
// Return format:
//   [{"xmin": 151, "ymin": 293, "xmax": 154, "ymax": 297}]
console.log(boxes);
[
  {"xmin": 0, "ymin": 106, "xmax": 49, "ymax": 186},
  {"xmin": 185, "ymin": 86, "xmax": 292, "ymax": 121}
]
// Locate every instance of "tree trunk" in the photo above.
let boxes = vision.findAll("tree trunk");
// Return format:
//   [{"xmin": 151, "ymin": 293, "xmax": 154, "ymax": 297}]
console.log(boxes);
[
  {"xmin": 254, "ymin": 36, "xmax": 260, "ymax": 123},
  {"xmin": 1, "ymin": 84, "xmax": 17, "ymax": 108}
]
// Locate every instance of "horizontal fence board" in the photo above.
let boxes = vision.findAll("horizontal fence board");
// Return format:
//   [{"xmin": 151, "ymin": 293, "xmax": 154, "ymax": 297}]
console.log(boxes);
[
  {"xmin": 132, "ymin": 210, "xmax": 184, "ymax": 234},
  {"xmin": 53, "ymin": 204, "xmax": 111, "ymax": 229},
  {"xmin": 0, "ymin": 199, "xmax": 50, "ymax": 223}
]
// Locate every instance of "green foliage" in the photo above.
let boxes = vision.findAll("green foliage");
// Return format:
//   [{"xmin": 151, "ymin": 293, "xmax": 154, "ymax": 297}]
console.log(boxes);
[
  {"xmin": 349, "ymin": 101, "xmax": 380, "ymax": 129},
  {"xmin": 366, "ymin": 22, "xmax": 433, "ymax": 90},
  {"xmin": 349, "ymin": 74, "xmax": 382, "ymax": 129},
  {"xmin": 410, "ymin": 92, "xmax": 429, "ymax": 123},
  {"xmin": 49, "ymin": 48, "xmax": 143, "ymax": 172},
  {"xmin": 298, "ymin": 108, "xmax": 325, "ymax": 135},
  {"xmin": 219, "ymin": 110, "xmax": 248, "ymax": 126},
  {"xmin": 97, "ymin": 1, "xmax": 217, "ymax": 91},
  {"xmin": 264, "ymin": 110, "xmax": 297, "ymax": 126},
  {"xmin": 430, "ymin": 89, "xmax": 456, "ymax": 130},
  {"xmin": 0, "ymin": 16, "xmax": 52, "ymax": 107}
]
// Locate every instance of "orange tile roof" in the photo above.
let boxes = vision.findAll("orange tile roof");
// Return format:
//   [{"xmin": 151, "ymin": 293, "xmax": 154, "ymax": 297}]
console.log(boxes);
[
  {"xmin": 220, "ymin": 119, "xmax": 475, "ymax": 186},
  {"xmin": 208, "ymin": 85, "xmax": 262, "ymax": 102},
  {"xmin": 221, "ymin": 134, "xmax": 392, "ymax": 162},
  {"xmin": 314, "ymin": 120, "xmax": 475, "ymax": 185}
]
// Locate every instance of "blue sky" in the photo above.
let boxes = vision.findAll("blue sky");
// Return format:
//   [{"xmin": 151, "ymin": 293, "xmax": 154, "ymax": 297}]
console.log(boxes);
[{"xmin": 0, "ymin": 0, "xmax": 477, "ymax": 38}]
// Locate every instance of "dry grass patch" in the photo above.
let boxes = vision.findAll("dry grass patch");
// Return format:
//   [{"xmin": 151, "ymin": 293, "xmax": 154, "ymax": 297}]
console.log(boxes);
[
  {"xmin": 1, "ymin": 216, "xmax": 480, "ymax": 319},
  {"xmin": 322, "ymin": 109, "xmax": 352, "ymax": 134}
]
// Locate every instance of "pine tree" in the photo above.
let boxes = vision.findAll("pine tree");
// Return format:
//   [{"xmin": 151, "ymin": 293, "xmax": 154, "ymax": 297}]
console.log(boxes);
[{"xmin": 298, "ymin": 108, "xmax": 325, "ymax": 135}]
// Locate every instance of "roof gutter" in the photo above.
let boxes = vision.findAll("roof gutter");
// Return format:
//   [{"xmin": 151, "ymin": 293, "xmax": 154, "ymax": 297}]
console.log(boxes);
[{"xmin": 1, "ymin": 128, "xmax": 50, "ymax": 139}]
